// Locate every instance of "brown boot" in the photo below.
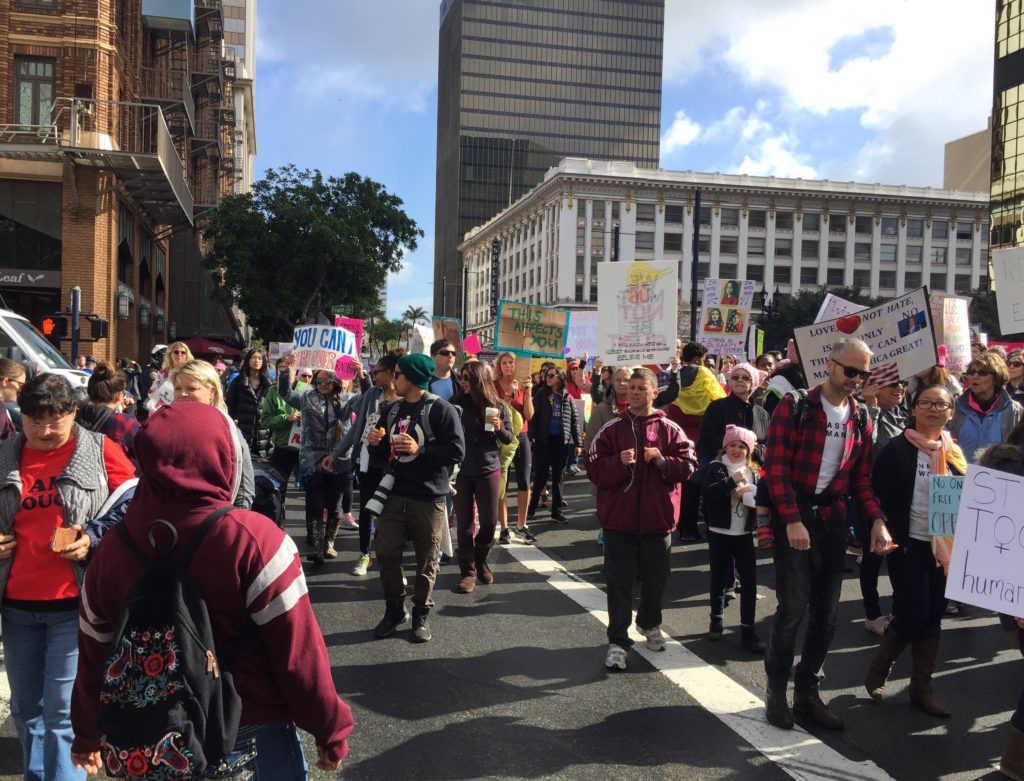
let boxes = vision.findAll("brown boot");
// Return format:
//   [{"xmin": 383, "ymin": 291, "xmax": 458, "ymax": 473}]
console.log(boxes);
[
  {"xmin": 323, "ymin": 518, "xmax": 340, "ymax": 559},
  {"xmin": 453, "ymin": 548, "xmax": 476, "ymax": 593},
  {"xmin": 908, "ymin": 636, "xmax": 951, "ymax": 717},
  {"xmin": 1000, "ymin": 725, "xmax": 1024, "ymax": 781},
  {"xmin": 475, "ymin": 547, "xmax": 494, "ymax": 585},
  {"xmin": 864, "ymin": 629, "xmax": 909, "ymax": 701}
]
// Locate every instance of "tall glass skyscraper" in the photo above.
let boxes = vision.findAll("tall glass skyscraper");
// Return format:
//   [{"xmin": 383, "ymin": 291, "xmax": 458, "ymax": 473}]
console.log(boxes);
[
  {"xmin": 992, "ymin": 0, "xmax": 1024, "ymax": 251},
  {"xmin": 434, "ymin": 0, "xmax": 664, "ymax": 316}
]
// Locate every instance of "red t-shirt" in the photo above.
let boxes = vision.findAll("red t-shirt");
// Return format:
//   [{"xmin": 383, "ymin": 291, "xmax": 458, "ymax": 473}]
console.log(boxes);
[
  {"xmin": 496, "ymin": 380, "xmax": 529, "ymax": 434},
  {"xmin": 5, "ymin": 436, "xmax": 135, "ymax": 601}
]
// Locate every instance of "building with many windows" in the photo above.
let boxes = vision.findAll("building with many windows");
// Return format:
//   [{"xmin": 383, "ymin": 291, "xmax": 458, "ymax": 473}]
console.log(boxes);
[
  {"xmin": 992, "ymin": 0, "xmax": 1024, "ymax": 253},
  {"xmin": 434, "ymin": 0, "xmax": 664, "ymax": 316},
  {"xmin": 0, "ymin": 0, "xmax": 254, "ymax": 361},
  {"xmin": 461, "ymin": 158, "xmax": 989, "ymax": 345}
]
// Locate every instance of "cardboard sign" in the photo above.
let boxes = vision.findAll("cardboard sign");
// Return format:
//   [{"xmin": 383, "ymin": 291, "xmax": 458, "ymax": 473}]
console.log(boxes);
[
  {"xmin": 815, "ymin": 293, "xmax": 866, "ymax": 323},
  {"xmin": 793, "ymin": 287, "xmax": 938, "ymax": 386},
  {"xmin": 432, "ymin": 317, "xmax": 464, "ymax": 363},
  {"xmin": 409, "ymin": 324, "xmax": 434, "ymax": 355},
  {"xmin": 334, "ymin": 317, "xmax": 365, "ymax": 355},
  {"xmin": 292, "ymin": 325, "xmax": 358, "ymax": 379},
  {"xmin": 993, "ymin": 246, "xmax": 1024, "ymax": 336},
  {"xmin": 567, "ymin": 310, "xmax": 599, "ymax": 358},
  {"xmin": 929, "ymin": 475, "xmax": 964, "ymax": 536},
  {"xmin": 946, "ymin": 464, "xmax": 1024, "ymax": 613},
  {"xmin": 268, "ymin": 342, "xmax": 291, "ymax": 363},
  {"xmin": 145, "ymin": 377, "xmax": 175, "ymax": 413},
  {"xmin": 495, "ymin": 300, "xmax": 570, "ymax": 358},
  {"xmin": 597, "ymin": 261, "xmax": 678, "ymax": 364}
]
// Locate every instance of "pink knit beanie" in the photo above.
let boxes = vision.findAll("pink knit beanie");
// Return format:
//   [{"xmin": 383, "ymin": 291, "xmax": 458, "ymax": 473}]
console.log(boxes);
[{"xmin": 722, "ymin": 424, "xmax": 757, "ymax": 455}]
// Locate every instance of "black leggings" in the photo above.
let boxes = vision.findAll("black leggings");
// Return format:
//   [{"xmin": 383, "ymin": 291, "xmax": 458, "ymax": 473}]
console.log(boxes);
[
  {"xmin": 304, "ymin": 472, "xmax": 343, "ymax": 535},
  {"xmin": 454, "ymin": 471, "xmax": 502, "ymax": 551},
  {"xmin": 529, "ymin": 439, "xmax": 569, "ymax": 515},
  {"xmin": 270, "ymin": 447, "xmax": 299, "ymax": 501},
  {"xmin": 510, "ymin": 433, "xmax": 532, "ymax": 492}
]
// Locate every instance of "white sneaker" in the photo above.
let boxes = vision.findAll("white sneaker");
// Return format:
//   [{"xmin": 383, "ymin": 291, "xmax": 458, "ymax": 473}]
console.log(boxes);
[
  {"xmin": 353, "ymin": 553, "xmax": 371, "ymax": 576},
  {"xmin": 605, "ymin": 644, "xmax": 627, "ymax": 670},
  {"xmin": 864, "ymin": 615, "xmax": 890, "ymax": 637},
  {"xmin": 643, "ymin": 625, "xmax": 668, "ymax": 651}
]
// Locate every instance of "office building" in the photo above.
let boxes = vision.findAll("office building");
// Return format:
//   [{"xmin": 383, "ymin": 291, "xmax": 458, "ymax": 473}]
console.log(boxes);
[
  {"xmin": 434, "ymin": 0, "xmax": 664, "ymax": 316},
  {"xmin": 460, "ymin": 158, "xmax": 989, "ymax": 346},
  {"xmin": 945, "ymin": 119, "xmax": 990, "ymax": 193},
  {"xmin": 992, "ymin": 0, "xmax": 1024, "ymax": 252}
]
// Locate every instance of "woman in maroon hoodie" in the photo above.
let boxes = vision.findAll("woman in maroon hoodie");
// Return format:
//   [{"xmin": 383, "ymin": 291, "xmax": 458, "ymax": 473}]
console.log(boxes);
[{"xmin": 70, "ymin": 402, "xmax": 353, "ymax": 778}]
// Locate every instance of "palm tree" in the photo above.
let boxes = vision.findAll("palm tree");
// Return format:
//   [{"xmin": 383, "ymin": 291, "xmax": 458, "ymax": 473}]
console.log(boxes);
[{"xmin": 401, "ymin": 305, "xmax": 429, "ymax": 350}]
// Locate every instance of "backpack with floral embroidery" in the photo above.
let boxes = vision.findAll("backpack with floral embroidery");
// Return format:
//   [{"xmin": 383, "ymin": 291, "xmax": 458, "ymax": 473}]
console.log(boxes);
[{"xmin": 97, "ymin": 506, "xmax": 243, "ymax": 779}]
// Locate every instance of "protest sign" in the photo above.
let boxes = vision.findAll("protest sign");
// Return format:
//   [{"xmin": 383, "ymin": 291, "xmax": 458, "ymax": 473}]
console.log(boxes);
[
  {"xmin": 698, "ymin": 278, "xmax": 755, "ymax": 354},
  {"xmin": 815, "ymin": 293, "xmax": 866, "ymax": 323},
  {"xmin": 463, "ymin": 333, "xmax": 483, "ymax": 355},
  {"xmin": 793, "ymin": 287, "xmax": 937, "ymax": 386},
  {"xmin": 929, "ymin": 475, "xmax": 964, "ymax": 536},
  {"xmin": 334, "ymin": 317, "xmax": 365, "ymax": 355},
  {"xmin": 292, "ymin": 325, "xmax": 359, "ymax": 380},
  {"xmin": 145, "ymin": 377, "xmax": 175, "ymax": 413},
  {"xmin": 288, "ymin": 418, "xmax": 302, "ymax": 448},
  {"xmin": 268, "ymin": 342, "xmax": 291, "ymax": 363},
  {"xmin": 597, "ymin": 261, "xmax": 678, "ymax": 364},
  {"xmin": 495, "ymin": 300, "xmax": 570, "ymax": 358},
  {"xmin": 946, "ymin": 464, "xmax": 1024, "ymax": 613},
  {"xmin": 746, "ymin": 324, "xmax": 765, "ymax": 361},
  {"xmin": 567, "ymin": 310, "xmax": 599, "ymax": 358},
  {"xmin": 993, "ymin": 246, "xmax": 1024, "ymax": 336},
  {"xmin": 409, "ymin": 324, "xmax": 434, "ymax": 355},
  {"xmin": 432, "ymin": 317, "xmax": 464, "ymax": 363},
  {"xmin": 941, "ymin": 297, "xmax": 971, "ymax": 374}
]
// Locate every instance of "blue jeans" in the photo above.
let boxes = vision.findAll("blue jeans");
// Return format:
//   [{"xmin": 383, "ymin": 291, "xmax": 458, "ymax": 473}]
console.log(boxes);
[
  {"xmin": 1, "ymin": 605, "xmax": 84, "ymax": 781},
  {"xmin": 214, "ymin": 722, "xmax": 308, "ymax": 780}
]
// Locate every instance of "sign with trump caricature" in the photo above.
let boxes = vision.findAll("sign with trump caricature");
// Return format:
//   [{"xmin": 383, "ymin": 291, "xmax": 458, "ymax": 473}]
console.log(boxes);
[{"xmin": 597, "ymin": 261, "xmax": 677, "ymax": 364}]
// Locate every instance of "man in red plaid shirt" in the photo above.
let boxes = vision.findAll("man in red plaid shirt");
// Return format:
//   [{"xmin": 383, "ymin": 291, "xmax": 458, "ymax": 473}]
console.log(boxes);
[{"xmin": 763, "ymin": 337, "xmax": 896, "ymax": 731}]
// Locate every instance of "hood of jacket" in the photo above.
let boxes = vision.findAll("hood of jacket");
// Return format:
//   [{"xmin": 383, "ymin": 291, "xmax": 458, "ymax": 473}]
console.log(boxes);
[{"xmin": 77, "ymin": 403, "xmax": 114, "ymax": 432}]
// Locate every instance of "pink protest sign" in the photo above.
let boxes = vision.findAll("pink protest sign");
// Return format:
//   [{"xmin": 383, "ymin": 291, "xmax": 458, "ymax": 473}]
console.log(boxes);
[
  {"xmin": 463, "ymin": 333, "xmax": 482, "ymax": 354},
  {"xmin": 334, "ymin": 316, "xmax": 365, "ymax": 354}
]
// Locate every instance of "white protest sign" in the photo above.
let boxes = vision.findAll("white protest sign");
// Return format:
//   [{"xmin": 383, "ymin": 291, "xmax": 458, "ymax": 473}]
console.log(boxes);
[
  {"xmin": 144, "ymin": 377, "xmax": 175, "ymax": 413},
  {"xmin": 567, "ymin": 310, "xmax": 599, "ymax": 358},
  {"xmin": 288, "ymin": 419, "xmax": 302, "ymax": 448},
  {"xmin": 941, "ymin": 296, "xmax": 971, "ymax": 374},
  {"xmin": 815, "ymin": 293, "xmax": 866, "ymax": 323},
  {"xmin": 268, "ymin": 342, "xmax": 291, "ymax": 363},
  {"xmin": 409, "ymin": 324, "xmax": 434, "ymax": 355},
  {"xmin": 698, "ymin": 278, "xmax": 755, "ymax": 354},
  {"xmin": 292, "ymin": 325, "xmax": 358, "ymax": 380},
  {"xmin": 597, "ymin": 261, "xmax": 677, "ymax": 364},
  {"xmin": 993, "ymin": 246, "xmax": 1024, "ymax": 336},
  {"xmin": 793, "ymin": 287, "xmax": 938, "ymax": 385},
  {"xmin": 946, "ymin": 464, "xmax": 1024, "ymax": 614}
]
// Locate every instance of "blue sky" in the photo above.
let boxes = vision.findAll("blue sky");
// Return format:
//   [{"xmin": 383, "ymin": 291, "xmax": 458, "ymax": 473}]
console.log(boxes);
[{"xmin": 254, "ymin": 0, "xmax": 993, "ymax": 320}]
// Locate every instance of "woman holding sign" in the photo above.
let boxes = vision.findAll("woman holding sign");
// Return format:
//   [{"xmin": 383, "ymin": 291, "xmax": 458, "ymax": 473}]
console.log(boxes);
[{"xmin": 866, "ymin": 384, "xmax": 965, "ymax": 718}]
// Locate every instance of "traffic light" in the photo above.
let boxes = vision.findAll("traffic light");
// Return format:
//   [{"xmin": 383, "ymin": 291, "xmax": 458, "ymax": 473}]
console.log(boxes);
[
  {"xmin": 90, "ymin": 318, "xmax": 109, "ymax": 340},
  {"xmin": 41, "ymin": 316, "xmax": 67, "ymax": 338}
]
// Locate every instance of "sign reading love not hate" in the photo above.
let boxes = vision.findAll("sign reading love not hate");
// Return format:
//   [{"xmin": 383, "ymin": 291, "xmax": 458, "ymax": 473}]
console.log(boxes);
[
  {"xmin": 292, "ymin": 325, "xmax": 359, "ymax": 379},
  {"xmin": 495, "ymin": 300, "xmax": 570, "ymax": 358},
  {"xmin": 793, "ymin": 286, "xmax": 938, "ymax": 385}
]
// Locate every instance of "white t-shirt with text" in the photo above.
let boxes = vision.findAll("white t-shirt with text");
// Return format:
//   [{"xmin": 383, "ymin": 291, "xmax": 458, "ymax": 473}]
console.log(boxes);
[
  {"xmin": 815, "ymin": 398, "xmax": 851, "ymax": 494},
  {"xmin": 908, "ymin": 450, "xmax": 932, "ymax": 541}
]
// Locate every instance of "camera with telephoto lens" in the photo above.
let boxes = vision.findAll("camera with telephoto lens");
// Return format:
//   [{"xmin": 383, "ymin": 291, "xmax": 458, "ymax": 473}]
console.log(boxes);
[{"xmin": 364, "ymin": 472, "xmax": 396, "ymax": 517}]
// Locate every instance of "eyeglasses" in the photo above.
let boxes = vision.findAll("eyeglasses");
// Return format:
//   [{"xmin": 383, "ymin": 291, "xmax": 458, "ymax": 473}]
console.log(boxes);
[
  {"xmin": 298, "ymin": 373, "xmax": 313, "ymax": 379},
  {"xmin": 23, "ymin": 412, "xmax": 73, "ymax": 432},
  {"xmin": 1009, "ymin": 361, "xmax": 1024, "ymax": 368},
  {"xmin": 313, "ymin": 378, "xmax": 334, "ymax": 385},
  {"xmin": 171, "ymin": 350, "xmax": 188, "ymax": 355},
  {"xmin": 831, "ymin": 359, "xmax": 871, "ymax": 381},
  {"xmin": 915, "ymin": 400, "xmax": 952, "ymax": 411},
  {"xmin": 731, "ymin": 374, "xmax": 752, "ymax": 382},
  {"xmin": 371, "ymin": 368, "xmax": 389, "ymax": 375},
  {"xmin": 436, "ymin": 350, "xmax": 457, "ymax": 357},
  {"xmin": 966, "ymin": 368, "xmax": 993, "ymax": 377},
  {"xmin": 884, "ymin": 381, "xmax": 908, "ymax": 390},
  {"xmin": 394, "ymin": 371, "xmax": 404, "ymax": 378}
]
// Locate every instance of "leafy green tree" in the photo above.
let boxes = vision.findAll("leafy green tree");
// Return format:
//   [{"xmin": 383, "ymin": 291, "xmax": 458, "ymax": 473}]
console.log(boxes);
[
  {"xmin": 761, "ymin": 286, "xmax": 887, "ymax": 352},
  {"xmin": 203, "ymin": 165, "xmax": 422, "ymax": 341},
  {"xmin": 966, "ymin": 289, "xmax": 1024, "ymax": 341}
]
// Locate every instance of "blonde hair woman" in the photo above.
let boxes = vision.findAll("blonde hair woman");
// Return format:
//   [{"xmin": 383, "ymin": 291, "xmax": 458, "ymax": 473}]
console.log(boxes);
[{"xmin": 161, "ymin": 341, "xmax": 194, "ymax": 372}]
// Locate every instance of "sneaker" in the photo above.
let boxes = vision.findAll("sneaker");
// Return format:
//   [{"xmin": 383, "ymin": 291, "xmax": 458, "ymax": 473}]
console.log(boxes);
[
  {"xmin": 597, "ymin": 529, "xmax": 604, "ymax": 546},
  {"xmin": 340, "ymin": 514, "xmax": 358, "ymax": 531},
  {"xmin": 353, "ymin": 553, "xmax": 371, "ymax": 576},
  {"xmin": 539, "ymin": 497, "xmax": 550, "ymax": 508},
  {"xmin": 643, "ymin": 626, "xmax": 667, "ymax": 652},
  {"xmin": 512, "ymin": 525, "xmax": 537, "ymax": 544},
  {"xmin": 605, "ymin": 644, "xmax": 627, "ymax": 671},
  {"xmin": 373, "ymin": 603, "xmax": 409, "ymax": 638},
  {"xmin": 498, "ymin": 527, "xmax": 511, "ymax": 545},
  {"xmin": 551, "ymin": 511, "xmax": 569, "ymax": 525},
  {"xmin": 411, "ymin": 608, "xmax": 431, "ymax": 643},
  {"xmin": 944, "ymin": 601, "xmax": 960, "ymax": 616},
  {"xmin": 864, "ymin": 616, "xmax": 890, "ymax": 637},
  {"xmin": 324, "ymin": 541, "xmax": 337, "ymax": 559}
]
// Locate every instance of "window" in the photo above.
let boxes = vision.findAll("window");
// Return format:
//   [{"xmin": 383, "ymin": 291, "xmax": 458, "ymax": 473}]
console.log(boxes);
[
  {"xmin": 801, "ymin": 239, "xmax": 819, "ymax": 259},
  {"xmin": 956, "ymin": 221, "xmax": 973, "ymax": 241},
  {"xmin": 698, "ymin": 237, "xmax": 711, "ymax": 254},
  {"xmin": 720, "ymin": 237, "xmax": 738, "ymax": 254},
  {"xmin": 636, "ymin": 203, "xmax": 655, "ymax": 222},
  {"xmin": 827, "ymin": 268, "xmax": 845, "ymax": 285},
  {"xmin": 907, "ymin": 218, "xmax": 924, "ymax": 238},
  {"xmin": 635, "ymin": 231, "xmax": 655, "ymax": 251},
  {"xmin": 664, "ymin": 232, "xmax": 682, "ymax": 252},
  {"xmin": 699, "ymin": 206, "xmax": 711, "ymax": 226},
  {"xmin": 905, "ymin": 244, "xmax": 922, "ymax": 263},
  {"xmin": 853, "ymin": 270, "xmax": 871, "ymax": 288},
  {"xmin": 611, "ymin": 202, "xmax": 620, "ymax": 220},
  {"xmin": 930, "ymin": 273, "xmax": 947, "ymax": 291},
  {"xmin": 828, "ymin": 241, "xmax": 846, "ymax": 260},
  {"xmin": 980, "ymin": 275, "xmax": 990, "ymax": 289},
  {"xmin": 665, "ymin": 205, "xmax": 683, "ymax": 224},
  {"xmin": 881, "ymin": 217, "xmax": 899, "ymax": 238},
  {"xmin": 747, "ymin": 263, "xmax": 764, "ymax": 281},
  {"xmin": 748, "ymin": 237, "xmax": 766, "ymax": 257},
  {"xmin": 15, "ymin": 57, "xmax": 55, "ymax": 125},
  {"xmin": 697, "ymin": 262, "xmax": 710, "ymax": 278},
  {"xmin": 776, "ymin": 212, "xmax": 794, "ymax": 231},
  {"xmin": 854, "ymin": 243, "xmax": 872, "ymax": 262},
  {"xmin": 930, "ymin": 247, "xmax": 947, "ymax": 265},
  {"xmin": 904, "ymin": 272, "xmax": 922, "ymax": 288},
  {"xmin": 721, "ymin": 208, "xmax": 740, "ymax": 228},
  {"xmin": 801, "ymin": 266, "xmax": 819, "ymax": 285},
  {"xmin": 575, "ymin": 285, "xmax": 583, "ymax": 302},
  {"xmin": 719, "ymin": 263, "xmax": 738, "ymax": 278},
  {"xmin": 855, "ymin": 216, "xmax": 873, "ymax": 235},
  {"xmin": 803, "ymin": 213, "xmax": 820, "ymax": 231},
  {"xmin": 748, "ymin": 210, "xmax": 767, "ymax": 229},
  {"xmin": 955, "ymin": 274, "xmax": 971, "ymax": 291},
  {"xmin": 932, "ymin": 220, "xmax": 948, "ymax": 240},
  {"xmin": 774, "ymin": 238, "xmax": 792, "ymax": 257},
  {"xmin": 774, "ymin": 266, "xmax": 792, "ymax": 284},
  {"xmin": 880, "ymin": 243, "xmax": 897, "ymax": 263},
  {"xmin": 879, "ymin": 270, "xmax": 896, "ymax": 289},
  {"xmin": 16, "ymin": 0, "xmax": 59, "ymax": 7},
  {"xmin": 829, "ymin": 214, "xmax": 847, "ymax": 234},
  {"xmin": 956, "ymin": 247, "xmax": 972, "ymax": 266}
]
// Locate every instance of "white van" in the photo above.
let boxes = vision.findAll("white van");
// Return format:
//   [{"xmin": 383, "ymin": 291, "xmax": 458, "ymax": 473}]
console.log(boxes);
[{"xmin": 0, "ymin": 309, "xmax": 89, "ymax": 389}]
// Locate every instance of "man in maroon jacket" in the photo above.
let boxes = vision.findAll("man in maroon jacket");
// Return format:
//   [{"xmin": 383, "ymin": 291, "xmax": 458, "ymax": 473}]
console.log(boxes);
[{"xmin": 586, "ymin": 367, "xmax": 696, "ymax": 671}]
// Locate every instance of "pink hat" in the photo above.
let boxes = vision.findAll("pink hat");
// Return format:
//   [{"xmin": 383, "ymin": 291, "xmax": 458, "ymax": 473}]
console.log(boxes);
[
  {"xmin": 722, "ymin": 424, "xmax": 757, "ymax": 454},
  {"xmin": 730, "ymin": 362, "xmax": 767, "ymax": 388},
  {"xmin": 214, "ymin": 362, "xmax": 226, "ymax": 372}
]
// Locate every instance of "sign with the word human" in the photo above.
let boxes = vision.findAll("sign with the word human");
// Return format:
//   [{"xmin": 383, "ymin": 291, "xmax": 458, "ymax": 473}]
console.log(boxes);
[
  {"xmin": 597, "ymin": 261, "xmax": 678, "ymax": 364},
  {"xmin": 698, "ymin": 278, "xmax": 755, "ymax": 354},
  {"xmin": 793, "ymin": 287, "xmax": 938, "ymax": 385},
  {"xmin": 292, "ymin": 325, "xmax": 359, "ymax": 379},
  {"xmin": 993, "ymin": 247, "xmax": 1024, "ymax": 336},
  {"xmin": 929, "ymin": 475, "xmax": 963, "ymax": 536},
  {"xmin": 495, "ymin": 300, "xmax": 570, "ymax": 358},
  {"xmin": 946, "ymin": 464, "xmax": 1024, "ymax": 613}
]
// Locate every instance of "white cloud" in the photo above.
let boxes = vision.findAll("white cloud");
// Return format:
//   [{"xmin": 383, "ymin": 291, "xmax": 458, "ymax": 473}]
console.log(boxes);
[
  {"xmin": 661, "ymin": 109, "xmax": 702, "ymax": 155},
  {"xmin": 736, "ymin": 134, "xmax": 817, "ymax": 179}
]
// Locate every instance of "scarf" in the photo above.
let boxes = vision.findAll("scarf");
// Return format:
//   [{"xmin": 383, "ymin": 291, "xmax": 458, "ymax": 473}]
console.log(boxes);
[{"xmin": 902, "ymin": 428, "xmax": 967, "ymax": 573}]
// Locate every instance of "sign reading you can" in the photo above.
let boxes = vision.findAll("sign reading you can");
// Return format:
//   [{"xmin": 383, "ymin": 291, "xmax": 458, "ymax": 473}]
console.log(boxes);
[{"xmin": 495, "ymin": 300, "xmax": 569, "ymax": 358}]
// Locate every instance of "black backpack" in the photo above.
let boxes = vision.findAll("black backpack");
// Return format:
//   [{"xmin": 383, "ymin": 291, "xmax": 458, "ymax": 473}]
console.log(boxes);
[{"xmin": 98, "ymin": 506, "xmax": 244, "ymax": 779}]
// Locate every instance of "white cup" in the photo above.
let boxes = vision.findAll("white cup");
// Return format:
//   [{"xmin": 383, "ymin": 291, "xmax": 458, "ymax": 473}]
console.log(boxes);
[{"xmin": 484, "ymin": 406, "xmax": 499, "ymax": 432}]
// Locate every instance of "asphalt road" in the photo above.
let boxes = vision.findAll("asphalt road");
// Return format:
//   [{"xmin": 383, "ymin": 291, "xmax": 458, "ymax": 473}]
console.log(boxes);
[{"xmin": 1, "ymin": 473, "xmax": 1021, "ymax": 780}]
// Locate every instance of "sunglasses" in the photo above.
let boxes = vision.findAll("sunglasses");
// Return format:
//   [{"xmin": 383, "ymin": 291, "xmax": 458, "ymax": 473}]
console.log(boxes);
[
  {"xmin": 966, "ymin": 368, "xmax": 993, "ymax": 377},
  {"xmin": 731, "ymin": 374, "xmax": 752, "ymax": 382},
  {"xmin": 299, "ymin": 373, "xmax": 313, "ymax": 379},
  {"xmin": 1009, "ymin": 361, "xmax": 1024, "ymax": 368},
  {"xmin": 371, "ymin": 368, "xmax": 390, "ymax": 375},
  {"xmin": 436, "ymin": 350, "xmax": 457, "ymax": 357},
  {"xmin": 832, "ymin": 358, "xmax": 871, "ymax": 381},
  {"xmin": 313, "ymin": 378, "xmax": 334, "ymax": 385}
]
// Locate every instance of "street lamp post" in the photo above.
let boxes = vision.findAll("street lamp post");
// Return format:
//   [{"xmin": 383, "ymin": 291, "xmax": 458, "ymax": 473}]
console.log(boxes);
[{"xmin": 759, "ymin": 283, "xmax": 782, "ymax": 321}]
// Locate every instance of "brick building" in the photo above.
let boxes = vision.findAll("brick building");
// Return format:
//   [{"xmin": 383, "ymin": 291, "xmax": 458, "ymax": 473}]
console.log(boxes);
[{"xmin": 0, "ymin": 0, "xmax": 255, "ymax": 363}]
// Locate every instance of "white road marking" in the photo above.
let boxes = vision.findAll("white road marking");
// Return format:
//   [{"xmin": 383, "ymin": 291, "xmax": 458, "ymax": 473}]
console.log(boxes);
[{"xmin": 503, "ymin": 541, "xmax": 895, "ymax": 781}]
